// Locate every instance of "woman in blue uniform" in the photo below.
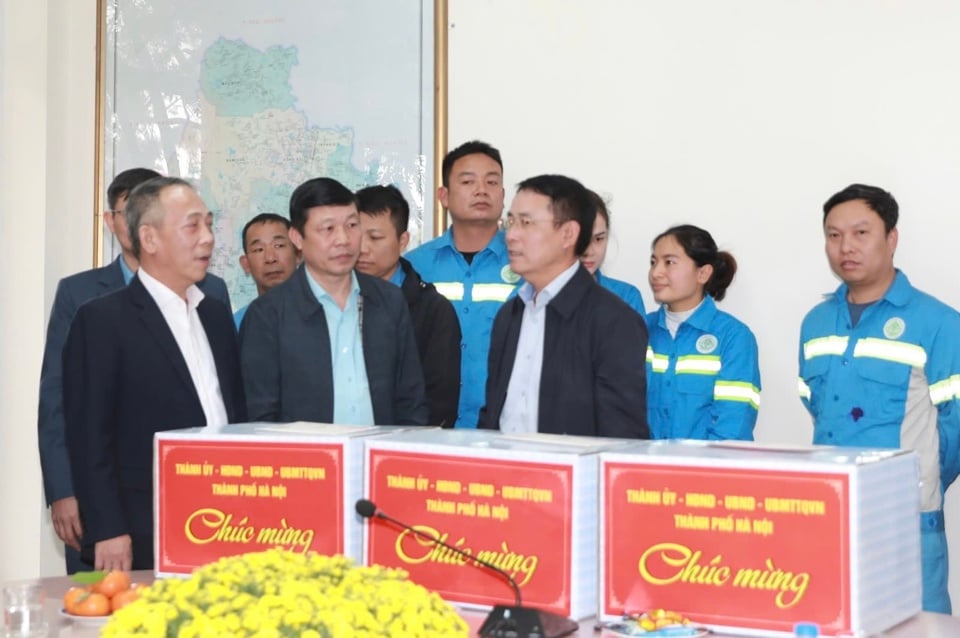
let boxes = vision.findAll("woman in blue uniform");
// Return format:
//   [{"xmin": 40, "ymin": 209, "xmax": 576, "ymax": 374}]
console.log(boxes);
[
  {"xmin": 646, "ymin": 224, "xmax": 760, "ymax": 440},
  {"xmin": 580, "ymin": 190, "xmax": 645, "ymax": 315}
]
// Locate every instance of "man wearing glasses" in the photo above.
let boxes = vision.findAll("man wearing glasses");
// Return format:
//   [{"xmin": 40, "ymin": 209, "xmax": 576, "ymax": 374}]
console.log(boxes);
[{"xmin": 478, "ymin": 174, "xmax": 649, "ymax": 438}]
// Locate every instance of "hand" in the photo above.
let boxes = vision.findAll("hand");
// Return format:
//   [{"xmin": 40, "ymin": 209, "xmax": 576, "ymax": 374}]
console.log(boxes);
[
  {"xmin": 50, "ymin": 497, "xmax": 83, "ymax": 551},
  {"xmin": 94, "ymin": 535, "xmax": 132, "ymax": 572}
]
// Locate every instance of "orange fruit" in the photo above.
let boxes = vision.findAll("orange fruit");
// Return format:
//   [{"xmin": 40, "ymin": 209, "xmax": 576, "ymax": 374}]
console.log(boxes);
[
  {"xmin": 72, "ymin": 592, "xmax": 110, "ymax": 617},
  {"xmin": 110, "ymin": 587, "xmax": 140, "ymax": 612},
  {"xmin": 62, "ymin": 586, "xmax": 89, "ymax": 614},
  {"xmin": 92, "ymin": 571, "xmax": 131, "ymax": 599}
]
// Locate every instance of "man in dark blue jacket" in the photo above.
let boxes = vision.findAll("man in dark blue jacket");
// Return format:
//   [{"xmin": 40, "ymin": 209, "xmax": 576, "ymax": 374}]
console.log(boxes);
[
  {"xmin": 37, "ymin": 168, "xmax": 230, "ymax": 573},
  {"xmin": 478, "ymin": 175, "xmax": 648, "ymax": 438},
  {"xmin": 240, "ymin": 177, "xmax": 428, "ymax": 426}
]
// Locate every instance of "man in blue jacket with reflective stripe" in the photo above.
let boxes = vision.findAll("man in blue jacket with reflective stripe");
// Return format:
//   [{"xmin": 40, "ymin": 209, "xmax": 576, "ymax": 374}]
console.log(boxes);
[
  {"xmin": 798, "ymin": 183, "xmax": 960, "ymax": 613},
  {"xmin": 406, "ymin": 141, "xmax": 517, "ymax": 428}
]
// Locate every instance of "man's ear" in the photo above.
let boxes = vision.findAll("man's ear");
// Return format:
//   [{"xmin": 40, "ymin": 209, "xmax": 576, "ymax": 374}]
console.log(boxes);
[
  {"xmin": 104, "ymin": 211, "xmax": 118, "ymax": 235},
  {"xmin": 438, "ymin": 186, "xmax": 449, "ymax": 210},
  {"xmin": 562, "ymin": 220, "xmax": 580, "ymax": 250},
  {"xmin": 289, "ymin": 227, "xmax": 304, "ymax": 252},
  {"xmin": 139, "ymin": 224, "xmax": 158, "ymax": 255},
  {"xmin": 399, "ymin": 230, "xmax": 410, "ymax": 252},
  {"xmin": 239, "ymin": 254, "xmax": 251, "ymax": 275}
]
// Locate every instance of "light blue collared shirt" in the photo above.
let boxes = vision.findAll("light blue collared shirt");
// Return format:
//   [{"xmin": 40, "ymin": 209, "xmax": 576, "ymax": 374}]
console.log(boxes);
[
  {"xmin": 305, "ymin": 270, "xmax": 375, "ymax": 425},
  {"xmin": 499, "ymin": 261, "xmax": 580, "ymax": 434},
  {"xmin": 118, "ymin": 256, "xmax": 135, "ymax": 285},
  {"xmin": 388, "ymin": 265, "xmax": 406, "ymax": 288}
]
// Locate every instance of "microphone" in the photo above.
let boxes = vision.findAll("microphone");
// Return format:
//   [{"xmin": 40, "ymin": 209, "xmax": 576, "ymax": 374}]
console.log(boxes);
[
  {"xmin": 355, "ymin": 498, "xmax": 577, "ymax": 638},
  {"xmin": 355, "ymin": 498, "xmax": 521, "ymax": 606}
]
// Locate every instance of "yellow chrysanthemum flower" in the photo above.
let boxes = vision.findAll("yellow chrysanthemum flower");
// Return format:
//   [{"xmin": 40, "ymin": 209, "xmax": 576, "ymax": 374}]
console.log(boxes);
[{"xmin": 100, "ymin": 549, "xmax": 468, "ymax": 637}]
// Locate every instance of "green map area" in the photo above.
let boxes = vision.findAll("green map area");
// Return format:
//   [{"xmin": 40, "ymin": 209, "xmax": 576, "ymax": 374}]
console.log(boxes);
[
  {"xmin": 199, "ymin": 38, "xmax": 379, "ymax": 309},
  {"xmin": 200, "ymin": 39, "xmax": 298, "ymax": 116}
]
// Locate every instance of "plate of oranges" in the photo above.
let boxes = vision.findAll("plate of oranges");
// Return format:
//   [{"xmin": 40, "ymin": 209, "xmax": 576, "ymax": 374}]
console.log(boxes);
[{"xmin": 60, "ymin": 570, "xmax": 142, "ymax": 626}]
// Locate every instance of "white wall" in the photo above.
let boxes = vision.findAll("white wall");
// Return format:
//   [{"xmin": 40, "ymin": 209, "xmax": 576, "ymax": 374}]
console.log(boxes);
[
  {"xmin": 448, "ymin": 0, "xmax": 960, "ymax": 607},
  {"xmin": 0, "ymin": 0, "xmax": 96, "ymax": 581},
  {"xmin": 4, "ymin": 0, "xmax": 960, "ymax": 608},
  {"xmin": 0, "ymin": 0, "xmax": 49, "ymax": 582}
]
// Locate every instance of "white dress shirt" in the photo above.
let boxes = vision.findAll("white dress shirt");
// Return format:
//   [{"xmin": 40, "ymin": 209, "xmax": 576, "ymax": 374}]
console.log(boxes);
[
  {"xmin": 499, "ymin": 260, "xmax": 580, "ymax": 434},
  {"xmin": 138, "ymin": 268, "xmax": 230, "ymax": 427}
]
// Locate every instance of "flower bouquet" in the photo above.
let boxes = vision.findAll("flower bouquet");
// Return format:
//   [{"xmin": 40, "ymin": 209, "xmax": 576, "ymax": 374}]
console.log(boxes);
[{"xmin": 101, "ymin": 549, "xmax": 468, "ymax": 637}]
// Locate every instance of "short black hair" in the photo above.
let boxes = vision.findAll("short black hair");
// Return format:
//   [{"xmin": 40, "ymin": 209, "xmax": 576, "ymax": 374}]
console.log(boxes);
[
  {"xmin": 515, "ymin": 174, "xmax": 595, "ymax": 256},
  {"xmin": 242, "ymin": 213, "xmax": 291, "ymax": 253},
  {"xmin": 107, "ymin": 168, "xmax": 162, "ymax": 210},
  {"xmin": 125, "ymin": 176, "xmax": 195, "ymax": 259},
  {"xmin": 356, "ymin": 185, "xmax": 410, "ymax": 237},
  {"xmin": 441, "ymin": 140, "xmax": 503, "ymax": 188},
  {"xmin": 289, "ymin": 177, "xmax": 357, "ymax": 234},
  {"xmin": 823, "ymin": 184, "xmax": 899, "ymax": 233}
]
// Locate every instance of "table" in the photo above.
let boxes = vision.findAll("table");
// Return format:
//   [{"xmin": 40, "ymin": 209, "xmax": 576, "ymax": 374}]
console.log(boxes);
[{"xmin": 18, "ymin": 573, "xmax": 960, "ymax": 636}]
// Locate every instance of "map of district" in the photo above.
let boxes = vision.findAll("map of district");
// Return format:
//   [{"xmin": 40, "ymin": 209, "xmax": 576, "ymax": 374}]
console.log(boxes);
[
  {"xmin": 103, "ymin": 1, "xmax": 431, "ymax": 311},
  {"xmin": 198, "ymin": 38, "xmax": 378, "ymax": 310}
]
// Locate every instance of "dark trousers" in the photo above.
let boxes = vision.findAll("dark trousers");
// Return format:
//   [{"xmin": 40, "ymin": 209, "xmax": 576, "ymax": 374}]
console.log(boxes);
[{"xmin": 65, "ymin": 544, "xmax": 87, "ymax": 575}]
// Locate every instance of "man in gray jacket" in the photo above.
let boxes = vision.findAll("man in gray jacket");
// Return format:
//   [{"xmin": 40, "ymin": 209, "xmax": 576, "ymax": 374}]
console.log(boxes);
[{"xmin": 239, "ymin": 177, "xmax": 428, "ymax": 425}]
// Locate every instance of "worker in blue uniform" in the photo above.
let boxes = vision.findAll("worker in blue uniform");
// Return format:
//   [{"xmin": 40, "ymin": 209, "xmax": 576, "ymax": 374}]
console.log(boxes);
[
  {"xmin": 405, "ymin": 141, "xmax": 517, "ymax": 428},
  {"xmin": 580, "ymin": 190, "xmax": 645, "ymax": 315},
  {"xmin": 645, "ymin": 224, "xmax": 760, "ymax": 440},
  {"xmin": 799, "ymin": 183, "xmax": 960, "ymax": 614}
]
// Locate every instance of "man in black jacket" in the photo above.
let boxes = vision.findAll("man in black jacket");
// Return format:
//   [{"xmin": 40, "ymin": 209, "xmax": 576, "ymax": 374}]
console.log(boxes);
[
  {"xmin": 39, "ymin": 168, "xmax": 232, "ymax": 573},
  {"xmin": 478, "ymin": 175, "xmax": 649, "ymax": 438},
  {"xmin": 356, "ymin": 185, "xmax": 461, "ymax": 427},
  {"xmin": 63, "ymin": 177, "xmax": 246, "ymax": 570}
]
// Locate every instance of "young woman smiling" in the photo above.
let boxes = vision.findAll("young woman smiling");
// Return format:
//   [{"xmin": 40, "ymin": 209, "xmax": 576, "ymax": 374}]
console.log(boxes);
[{"xmin": 645, "ymin": 224, "xmax": 760, "ymax": 441}]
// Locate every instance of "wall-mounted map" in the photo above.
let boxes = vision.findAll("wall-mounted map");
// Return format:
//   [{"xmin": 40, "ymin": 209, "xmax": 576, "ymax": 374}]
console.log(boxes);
[{"xmin": 103, "ymin": 0, "xmax": 435, "ymax": 310}]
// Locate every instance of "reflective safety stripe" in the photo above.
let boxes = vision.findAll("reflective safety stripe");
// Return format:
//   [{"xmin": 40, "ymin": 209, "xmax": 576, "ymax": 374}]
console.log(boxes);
[
  {"xmin": 472, "ymin": 283, "xmax": 515, "ymax": 302},
  {"xmin": 675, "ymin": 355, "xmax": 721, "ymax": 375},
  {"xmin": 798, "ymin": 377, "xmax": 811, "ymax": 400},
  {"xmin": 803, "ymin": 335, "xmax": 849, "ymax": 360},
  {"xmin": 929, "ymin": 374, "xmax": 960, "ymax": 405},
  {"xmin": 853, "ymin": 337, "xmax": 927, "ymax": 368},
  {"xmin": 714, "ymin": 381, "xmax": 760, "ymax": 409},
  {"xmin": 434, "ymin": 282, "xmax": 465, "ymax": 301},
  {"xmin": 646, "ymin": 347, "xmax": 669, "ymax": 373}
]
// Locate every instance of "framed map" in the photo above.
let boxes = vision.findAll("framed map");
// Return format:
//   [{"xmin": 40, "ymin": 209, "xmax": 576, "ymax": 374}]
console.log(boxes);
[{"xmin": 98, "ymin": 0, "xmax": 441, "ymax": 310}]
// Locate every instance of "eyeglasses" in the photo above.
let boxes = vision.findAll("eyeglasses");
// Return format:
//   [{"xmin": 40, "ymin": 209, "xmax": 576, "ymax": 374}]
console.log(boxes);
[{"xmin": 503, "ymin": 215, "xmax": 562, "ymax": 231}]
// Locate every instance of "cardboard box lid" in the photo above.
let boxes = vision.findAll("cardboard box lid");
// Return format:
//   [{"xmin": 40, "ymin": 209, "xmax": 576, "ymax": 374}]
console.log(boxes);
[
  {"xmin": 604, "ymin": 439, "xmax": 913, "ymax": 467},
  {"xmin": 155, "ymin": 422, "xmax": 422, "ymax": 442},
  {"xmin": 367, "ymin": 428, "xmax": 635, "ymax": 456}
]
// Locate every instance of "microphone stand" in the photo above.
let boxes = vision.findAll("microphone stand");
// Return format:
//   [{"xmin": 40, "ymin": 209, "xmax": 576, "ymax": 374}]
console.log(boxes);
[{"xmin": 357, "ymin": 500, "xmax": 577, "ymax": 638}]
